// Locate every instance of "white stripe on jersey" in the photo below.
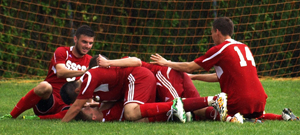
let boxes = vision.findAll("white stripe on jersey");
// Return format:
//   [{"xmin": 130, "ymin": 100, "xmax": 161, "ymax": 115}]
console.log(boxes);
[
  {"xmin": 82, "ymin": 71, "xmax": 92, "ymax": 94},
  {"xmin": 127, "ymin": 74, "xmax": 135, "ymax": 102},
  {"xmin": 202, "ymin": 39, "xmax": 243, "ymax": 63},
  {"xmin": 124, "ymin": 100, "xmax": 144, "ymax": 105},
  {"xmin": 156, "ymin": 71, "xmax": 179, "ymax": 99},
  {"xmin": 166, "ymin": 67, "xmax": 172, "ymax": 79},
  {"xmin": 65, "ymin": 50, "xmax": 69, "ymax": 61}
]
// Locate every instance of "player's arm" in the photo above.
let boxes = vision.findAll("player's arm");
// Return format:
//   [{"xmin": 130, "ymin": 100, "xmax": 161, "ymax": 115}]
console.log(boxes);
[
  {"xmin": 188, "ymin": 73, "xmax": 218, "ymax": 82},
  {"xmin": 61, "ymin": 98, "xmax": 88, "ymax": 122},
  {"xmin": 150, "ymin": 53, "xmax": 201, "ymax": 73},
  {"xmin": 98, "ymin": 54, "xmax": 142, "ymax": 67},
  {"xmin": 56, "ymin": 64, "xmax": 86, "ymax": 78}
]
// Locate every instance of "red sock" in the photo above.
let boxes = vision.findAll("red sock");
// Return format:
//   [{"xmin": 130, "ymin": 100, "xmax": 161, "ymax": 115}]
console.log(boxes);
[
  {"xmin": 260, "ymin": 113, "xmax": 283, "ymax": 120},
  {"xmin": 10, "ymin": 89, "xmax": 42, "ymax": 118},
  {"xmin": 205, "ymin": 106, "xmax": 219, "ymax": 121},
  {"xmin": 182, "ymin": 97, "xmax": 208, "ymax": 112},
  {"xmin": 140, "ymin": 102, "xmax": 173, "ymax": 118},
  {"xmin": 39, "ymin": 110, "xmax": 68, "ymax": 119}
]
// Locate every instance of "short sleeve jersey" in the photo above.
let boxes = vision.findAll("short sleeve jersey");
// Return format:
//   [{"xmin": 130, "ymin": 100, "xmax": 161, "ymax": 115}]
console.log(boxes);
[
  {"xmin": 44, "ymin": 46, "xmax": 91, "ymax": 98},
  {"xmin": 76, "ymin": 67, "xmax": 134, "ymax": 102},
  {"xmin": 194, "ymin": 39, "xmax": 267, "ymax": 114}
]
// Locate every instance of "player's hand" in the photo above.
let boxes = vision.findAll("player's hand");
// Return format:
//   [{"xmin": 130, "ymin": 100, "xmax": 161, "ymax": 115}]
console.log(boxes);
[
  {"xmin": 98, "ymin": 54, "xmax": 110, "ymax": 68},
  {"xmin": 150, "ymin": 53, "xmax": 169, "ymax": 66}
]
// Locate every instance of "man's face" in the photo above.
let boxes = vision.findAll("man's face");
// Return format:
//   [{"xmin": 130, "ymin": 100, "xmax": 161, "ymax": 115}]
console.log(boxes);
[
  {"xmin": 81, "ymin": 106, "xmax": 103, "ymax": 121},
  {"xmin": 74, "ymin": 35, "xmax": 94, "ymax": 56}
]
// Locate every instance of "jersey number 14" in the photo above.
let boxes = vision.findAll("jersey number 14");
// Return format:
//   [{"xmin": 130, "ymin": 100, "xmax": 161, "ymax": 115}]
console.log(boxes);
[{"xmin": 234, "ymin": 46, "xmax": 256, "ymax": 67}]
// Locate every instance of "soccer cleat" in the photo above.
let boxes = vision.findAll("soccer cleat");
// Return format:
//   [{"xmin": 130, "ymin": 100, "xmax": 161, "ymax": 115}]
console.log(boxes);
[
  {"xmin": 226, "ymin": 112, "xmax": 244, "ymax": 124},
  {"xmin": 282, "ymin": 108, "xmax": 300, "ymax": 121},
  {"xmin": 186, "ymin": 112, "xmax": 193, "ymax": 122},
  {"xmin": 211, "ymin": 92, "xmax": 228, "ymax": 121},
  {"xmin": 167, "ymin": 97, "xmax": 187, "ymax": 123},
  {"xmin": 23, "ymin": 115, "xmax": 40, "ymax": 120},
  {"xmin": 0, "ymin": 114, "xmax": 12, "ymax": 120}
]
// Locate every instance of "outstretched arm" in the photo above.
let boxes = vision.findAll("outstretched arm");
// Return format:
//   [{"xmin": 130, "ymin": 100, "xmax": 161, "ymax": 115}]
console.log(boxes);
[
  {"xmin": 150, "ymin": 53, "xmax": 201, "ymax": 73},
  {"xmin": 98, "ymin": 54, "xmax": 142, "ymax": 67},
  {"xmin": 188, "ymin": 73, "xmax": 218, "ymax": 82},
  {"xmin": 61, "ymin": 99, "xmax": 88, "ymax": 122}
]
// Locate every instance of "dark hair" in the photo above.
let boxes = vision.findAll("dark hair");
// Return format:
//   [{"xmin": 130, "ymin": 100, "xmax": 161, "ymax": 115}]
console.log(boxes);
[
  {"xmin": 88, "ymin": 55, "xmax": 99, "ymax": 70},
  {"xmin": 212, "ymin": 17, "xmax": 234, "ymax": 36},
  {"xmin": 74, "ymin": 110, "xmax": 92, "ymax": 121},
  {"xmin": 75, "ymin": 25, "xmax": 94, "ymax": 39},
  {"xmin": 88, "ymin": 54, "xmax": 110, "ymax": 70},
  {"xmin": 60, "ymin": 81, "xmax": 79, "ymax": 105}
]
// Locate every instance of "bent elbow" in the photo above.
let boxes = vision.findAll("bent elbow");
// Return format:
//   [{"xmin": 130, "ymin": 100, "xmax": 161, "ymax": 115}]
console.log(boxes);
[{"xmin": 133, "ymin": 57, "xmax": 142, "ymax": 66}]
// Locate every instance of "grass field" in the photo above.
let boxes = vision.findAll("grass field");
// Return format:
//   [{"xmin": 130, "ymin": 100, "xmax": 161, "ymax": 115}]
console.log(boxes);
[{"xmin": 0, "ymin": 79, "xmax": 300, "ymax": 135}]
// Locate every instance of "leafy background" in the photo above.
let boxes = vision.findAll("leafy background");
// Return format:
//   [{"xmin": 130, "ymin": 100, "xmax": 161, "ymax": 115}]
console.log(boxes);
[{"xmin": 0, "ymin": 0, "xmax": 299, "ymax": 79}]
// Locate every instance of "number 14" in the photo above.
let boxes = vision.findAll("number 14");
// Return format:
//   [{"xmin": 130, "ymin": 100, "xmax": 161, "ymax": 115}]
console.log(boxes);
[{"xmin": 234, "ymin": 46, "xmax": 256, "ymax": 67}]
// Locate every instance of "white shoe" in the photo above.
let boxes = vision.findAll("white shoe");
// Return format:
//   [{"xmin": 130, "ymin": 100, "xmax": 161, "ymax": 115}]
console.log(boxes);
[
  {"xmin": 282, "ymin": 108, "xmax": 300, "ymax": 121},
  {"xmin": 186, "ymin": 112, "xmax": 193, "ymax": 122},
  {"xmin": 226, "ymin": 112, "xmax": 244, "ymax": 124},
  {"xmin": 167, "ymin": 97, "xmax": 186, "ymax": 123},
  {"xmin": 211, "ymin": 92, "xmax": 228, "ymax": 121}
]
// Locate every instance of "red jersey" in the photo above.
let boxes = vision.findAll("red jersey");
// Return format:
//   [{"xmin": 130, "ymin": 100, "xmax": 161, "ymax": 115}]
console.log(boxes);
[
  {"xmin": 194, "ymin": 39, "xmax": 267, "ymax": 115},
  {"xmin": 102, "ymin": 101, "xmax": 125, "ymax": 122},
  {"xmin": 77, "ymin": 66, "xmax": 134, "ymax": 102},
  {"xmin": 44, "ymin": 46, "xmax": 91, "ymax": 98}
]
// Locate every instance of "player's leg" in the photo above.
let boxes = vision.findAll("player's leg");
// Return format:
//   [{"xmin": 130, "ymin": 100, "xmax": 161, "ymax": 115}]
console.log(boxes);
[
  {"xmin": 9, "ymin": 81, "xmax": 52, "ymax": 118},
  {"xmin": 155, "ymin": 68, "xmax": 184, "ymax": 102}
]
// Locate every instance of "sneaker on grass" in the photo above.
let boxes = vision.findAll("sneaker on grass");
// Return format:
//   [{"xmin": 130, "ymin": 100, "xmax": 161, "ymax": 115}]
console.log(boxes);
[
  {"xmin": 211, "ymin": 92, "xmax": 228, "ymax": 121},
  {"xmin": 282, "ymin": 108, "xmax": 300, "ymax": 121},
  {"xmin": 167, "ymin": 97, "xmax": 186, "ymax": 123},
  {"xmin": 0, "ymin": 114, "xmax": 12, "ymax": 120},
  {"xmin": 23, "ymin": 115, "xmax": 40, "ymax": 120},
  {"xmin": 226, "ymin": 112, "xmax": 244, "ymax": 124}
]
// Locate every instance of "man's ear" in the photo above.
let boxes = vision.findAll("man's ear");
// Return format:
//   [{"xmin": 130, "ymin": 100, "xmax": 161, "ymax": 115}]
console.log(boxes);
[
  {"xmin": 75, "ymin": 87, "xmax": 80, "ymax": 94},
  {"xmin": 73, "ymin": 36, "xmax": 77, "ymax": 44}
]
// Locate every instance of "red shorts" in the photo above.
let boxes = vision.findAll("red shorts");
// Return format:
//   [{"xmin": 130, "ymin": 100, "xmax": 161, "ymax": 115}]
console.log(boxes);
[
  {"xmin": 123, "ymin": 67, "xmax": 156, "ymax": 105},
  {"xmin": 156, "ymin": 68, "xmax": 200, "ymax": 102},
  {"xmin": 227, "ymin": 95, "xmax": 266, "ymax": 118}
]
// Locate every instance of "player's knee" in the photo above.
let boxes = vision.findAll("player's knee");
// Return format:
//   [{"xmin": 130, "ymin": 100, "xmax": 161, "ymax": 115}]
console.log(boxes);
[
  {"xmin": 124, "ymin": 103, "xmax": 141, "ymax": 121},
  {"xmin": 34, "ymin": 81, "xmax": 52, "ymax": 97}
]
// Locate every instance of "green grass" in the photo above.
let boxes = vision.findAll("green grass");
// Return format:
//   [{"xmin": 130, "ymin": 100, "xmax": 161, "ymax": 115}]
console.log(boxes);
[{"xmin": 1, "ymin": 79, "xmax": 300, "ymax": 135}]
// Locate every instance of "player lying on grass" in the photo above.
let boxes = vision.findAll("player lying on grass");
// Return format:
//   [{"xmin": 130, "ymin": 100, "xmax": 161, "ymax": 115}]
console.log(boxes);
[
  {"xmin": 188, "ymin": 73, "xmax": 300, "ymax": 122},
  {"xmin": 0, "ymin": 25, "xmax": 94, "ymax": 120},
  {"xmin": 58, "ymin": 80, "xmax": 228, "ymax": 123}
]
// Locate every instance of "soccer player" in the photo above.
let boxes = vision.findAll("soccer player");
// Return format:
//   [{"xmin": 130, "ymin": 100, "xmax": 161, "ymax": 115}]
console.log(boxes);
[
  {"xmin": 0, "ymin": 25, "xmax": 94, "ymax": 120},
  {"xmin": 150, "ymin": 17, "xmax": 267, "ymax": 123},
  {"xmin": 189, "ymin": 73, "xmax": 300, "ymax": 121},
  {"xmin": 98, "ymin": 55, "xmax": 227, "ymax": 121}
]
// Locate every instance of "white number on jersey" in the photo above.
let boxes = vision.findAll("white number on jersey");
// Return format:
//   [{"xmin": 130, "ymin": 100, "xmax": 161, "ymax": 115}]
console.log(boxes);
[{"xmin": 234, "ymin": 46, "xmax": 256, "ymax": 67}]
